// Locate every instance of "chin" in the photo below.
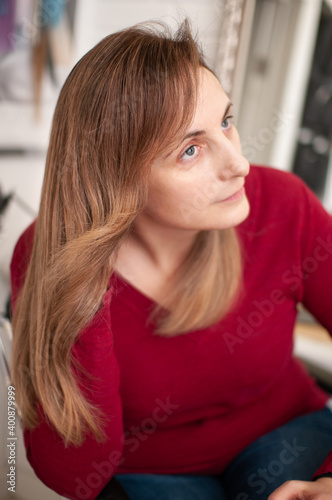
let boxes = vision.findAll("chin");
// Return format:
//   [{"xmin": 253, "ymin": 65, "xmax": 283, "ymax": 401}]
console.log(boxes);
[{"xmin": 209, "ymin": 196, "xmax": 250, "ymax": 230}]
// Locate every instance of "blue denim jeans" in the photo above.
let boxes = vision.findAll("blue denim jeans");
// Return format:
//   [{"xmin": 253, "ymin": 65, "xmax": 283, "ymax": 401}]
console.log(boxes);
[{"xmin": 114, "ymin": 402, "xmax": 332, "ymax": 500}]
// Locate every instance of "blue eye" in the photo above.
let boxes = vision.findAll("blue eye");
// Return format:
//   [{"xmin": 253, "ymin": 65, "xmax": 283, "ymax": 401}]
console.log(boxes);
[
  {"xmin": 222, "ymin": 115, "xmax": 233, "ymax": 130},
  {"xmin": 182, "ymin": 145, "xmax": 197, "ymax": 158}
]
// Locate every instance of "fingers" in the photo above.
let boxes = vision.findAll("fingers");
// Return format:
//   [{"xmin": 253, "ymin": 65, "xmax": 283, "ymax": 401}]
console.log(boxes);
[
  {"xmin": 268, "ymin": 478, "xmax": 332, "ymax": 500},
  {"xmin": 268, "ymin": 480, "xmax": 307, "ymax": 500}
]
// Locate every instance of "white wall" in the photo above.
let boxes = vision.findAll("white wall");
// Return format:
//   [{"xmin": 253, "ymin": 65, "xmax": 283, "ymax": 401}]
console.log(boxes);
[{"xmin": 72, "ymin": 0, "xmax": 223, "ymax": 68}]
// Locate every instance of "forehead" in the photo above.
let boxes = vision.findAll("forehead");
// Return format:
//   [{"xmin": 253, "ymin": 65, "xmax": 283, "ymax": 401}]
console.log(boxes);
[
  {"xmin": 198, "ymin": 67, "xmax": 224, "ymax": 93},
  {"xmin": 193, "ymin": 68, "xmax": 229, "ymax": 127}
]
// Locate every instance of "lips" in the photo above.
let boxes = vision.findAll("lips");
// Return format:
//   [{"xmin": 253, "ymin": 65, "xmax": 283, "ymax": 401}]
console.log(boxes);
[{"xmin": 218, "ymin": 186, "xmax": 245, "ymax": 203}]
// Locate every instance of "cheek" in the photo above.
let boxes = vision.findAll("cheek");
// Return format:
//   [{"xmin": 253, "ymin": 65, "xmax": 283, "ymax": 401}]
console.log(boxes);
[
  {"xmin": 145, "ymin": 180, "xmax": 185, "ymax": 211},
  {"xmin": 145, "ymin": 174, "xmax": 209, "ymax": 222}
]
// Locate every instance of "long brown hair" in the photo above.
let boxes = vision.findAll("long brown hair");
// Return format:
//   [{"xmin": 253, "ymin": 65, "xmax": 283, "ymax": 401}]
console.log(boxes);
[{"xmin": 12, "ymin": 20, "xmax": 242, "ymax": 446}]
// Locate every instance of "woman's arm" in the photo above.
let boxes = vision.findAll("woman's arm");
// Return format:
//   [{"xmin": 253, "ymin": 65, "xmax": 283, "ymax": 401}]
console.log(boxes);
[
  {"xmin": 297, "ymin": 179, "xmax": 332, "ymax": 336},
  {"xmin": 272, "ymin": 176, "xmax": 332, "ymax": 497},
  {"xmin": 11, "ymin": 224, "xmax": 125, "ymax": 500},
  {"xmin": 25, "ymin": 302, "xmax": 125, "ymax": 500}
]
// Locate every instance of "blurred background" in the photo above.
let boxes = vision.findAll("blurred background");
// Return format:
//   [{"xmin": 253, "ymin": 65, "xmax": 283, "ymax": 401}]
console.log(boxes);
[{"xmin": 0, "ymin": 0, "xmax": 332, "ymax": 498}]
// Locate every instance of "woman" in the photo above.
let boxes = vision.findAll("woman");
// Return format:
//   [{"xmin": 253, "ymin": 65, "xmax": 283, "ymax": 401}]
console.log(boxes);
[{"xmin": 10, "ymin": 19, "xmax": 332, "ymax": 500}]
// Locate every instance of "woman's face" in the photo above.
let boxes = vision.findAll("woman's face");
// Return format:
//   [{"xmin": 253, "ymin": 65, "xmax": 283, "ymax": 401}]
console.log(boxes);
[{"xmin": 141, "ymin": 67, "xmax": 250, "ymax": 232}]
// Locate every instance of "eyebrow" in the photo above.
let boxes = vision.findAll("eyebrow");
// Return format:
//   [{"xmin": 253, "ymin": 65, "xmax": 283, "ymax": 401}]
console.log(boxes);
[{"xmin": 182, "ymin": 129, "xmax": 206, "ymax": 142}]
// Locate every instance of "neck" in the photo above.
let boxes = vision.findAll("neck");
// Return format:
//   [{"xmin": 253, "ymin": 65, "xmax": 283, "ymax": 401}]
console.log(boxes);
[{"xmin": 131, "ymin": 212, "xmax": 199, "ymax": 278}]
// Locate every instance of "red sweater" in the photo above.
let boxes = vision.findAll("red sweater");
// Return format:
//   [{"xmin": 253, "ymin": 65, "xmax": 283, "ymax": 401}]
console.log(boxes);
[{"xmin": 10, "ymin": 165, "xmax": 332, "ymax": 499}]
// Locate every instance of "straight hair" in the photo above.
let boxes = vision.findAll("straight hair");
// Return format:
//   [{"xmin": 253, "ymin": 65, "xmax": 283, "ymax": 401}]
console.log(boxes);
[{"xmin": 11, "ymin": 20, "xmax": 242, "ymax": 446}]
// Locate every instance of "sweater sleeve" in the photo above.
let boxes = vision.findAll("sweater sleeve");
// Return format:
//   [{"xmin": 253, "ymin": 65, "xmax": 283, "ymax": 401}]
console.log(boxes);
[
  {"xmin": 293, "ymin": 180, "xmax": 332, "ymax": 478},
  {"xmin": 298, "ymin": 181, "xmax": 332, "ymax": 335},
  {"xmin": 10, "ymin": 224, "xmax": 124, "ymax": 500}
]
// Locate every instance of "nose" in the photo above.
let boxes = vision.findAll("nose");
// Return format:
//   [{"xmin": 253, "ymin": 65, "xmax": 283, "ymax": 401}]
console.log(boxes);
[{"xmin": 215, "ymin": 132, "xmax": 250, "ymax": 181}]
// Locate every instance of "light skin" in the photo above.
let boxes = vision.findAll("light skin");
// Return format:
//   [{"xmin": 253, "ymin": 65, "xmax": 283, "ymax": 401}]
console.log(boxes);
[
  {"xmin": 115, "ymin": 68, "xmax": 250, "ymax": 298},
  {"xmin": 269, "ymin": 477, "xmax": 332, "ymax": 500},
  {"xmin": 115, "ymin": 69, "xmax": 332, "ymax": 497}
]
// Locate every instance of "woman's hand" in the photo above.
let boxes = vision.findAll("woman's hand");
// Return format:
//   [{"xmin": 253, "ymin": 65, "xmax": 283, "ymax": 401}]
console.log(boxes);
[{"xmin": 269, "ymin": 477, "xmax": 332, "ymax": 499}]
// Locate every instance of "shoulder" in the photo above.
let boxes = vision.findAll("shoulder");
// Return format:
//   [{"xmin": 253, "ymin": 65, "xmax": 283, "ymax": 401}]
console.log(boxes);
[
  {"xmin": 11, "ymin": 221, "xmax": 36, "ymax": 268},
  {"xmin": 238, "ymin": 164, "xmax": 331, "ymax": 245},
  {"xmin": 246, "ymin": 164, "xmax": 308, "ymax": 199},
  {"xmin": 239, "ymin": 163, "xmax": 332, "ymax": 259},
  {"xmin": 244, "ymin": 164, "xmax": 317, "ymax": 223}
]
